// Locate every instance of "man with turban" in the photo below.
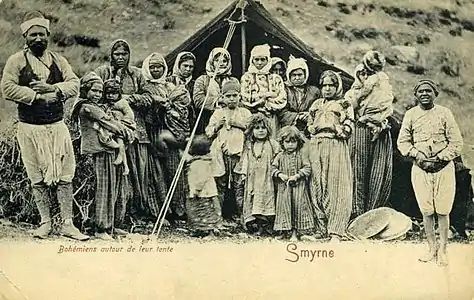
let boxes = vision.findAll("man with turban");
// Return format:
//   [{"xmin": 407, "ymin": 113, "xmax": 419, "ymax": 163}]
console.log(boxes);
[
  {"xmin": 1, "ymin": 11, "xmax": 88, "ymax": 240},
  {"xmin": 397, "ymin": 79, "xmax": 463, "ymax": 266}
]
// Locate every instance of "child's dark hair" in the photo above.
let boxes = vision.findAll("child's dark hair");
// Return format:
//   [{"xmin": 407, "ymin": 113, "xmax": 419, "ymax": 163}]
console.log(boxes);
[
  {"xmin": 245, "ymin": 113, "xmax": 272, "ymax": 141},
  {"xmin": 277, "ymin": 126, "xmax": 307, "ymax": 150},
  {"xmin": 104, "ymin": 79, "xmax": 122, "ymax": 95},
  {"xmin": 189, "ymin": 135, "xmax": 211, "ymax": 156}
]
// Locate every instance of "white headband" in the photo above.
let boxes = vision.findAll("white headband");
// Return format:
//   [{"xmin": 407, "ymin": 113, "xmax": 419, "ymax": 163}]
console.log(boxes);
[{"xmin": 20, "ymin": 18, "xmax": 50, "ymax": 35}]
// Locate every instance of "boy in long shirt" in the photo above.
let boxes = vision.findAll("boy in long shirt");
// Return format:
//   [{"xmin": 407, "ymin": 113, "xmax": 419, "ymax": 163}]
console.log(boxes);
[{"xmin": 206, "ymin": 78, "xmax": 252, "ymax": 224}]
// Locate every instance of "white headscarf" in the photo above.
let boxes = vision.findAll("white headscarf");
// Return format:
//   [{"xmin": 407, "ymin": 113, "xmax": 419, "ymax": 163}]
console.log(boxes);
[
  {"xmin": 205, "ymin": 47, "xmax": 232, "ymax": 77},
  {"xmin": 142, "ymin": 52, "xmax": 168, "ymax": 83},
  {"xmin": 286, "ymin": 55, "xmax": 309, "ymax": 86},
  {"xmin": 247, "ymin": 44, "xmax": 272, "ymax": 74}
]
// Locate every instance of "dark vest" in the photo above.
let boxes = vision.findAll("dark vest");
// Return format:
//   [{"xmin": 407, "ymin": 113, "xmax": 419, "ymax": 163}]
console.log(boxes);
[{"xmin": 17, "ymin": 51, "xmax": 65, "ymax": 125}]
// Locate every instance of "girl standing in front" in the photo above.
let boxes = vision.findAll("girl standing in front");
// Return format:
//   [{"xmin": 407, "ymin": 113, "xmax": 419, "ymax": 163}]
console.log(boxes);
[
  {"xmin": 272, "ymin": 126, "xmax": 315, "ymax": 241},
  {"xmin": 235, "ymin": 113, "xmax": 280, "ymax": 235}
]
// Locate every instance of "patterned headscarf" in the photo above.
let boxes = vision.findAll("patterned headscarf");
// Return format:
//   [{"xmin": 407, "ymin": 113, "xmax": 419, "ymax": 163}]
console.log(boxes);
[
  {"xmin": 142, "ymin": 52, "xmax": 168, "ymax": 83},
  {"xmin": 363, "ymin": 50, "xmax": 386, "ymax": 72},
  {"xmin": 414, "ymin": 79, "xmax": 439, "ymax": 97},
  {"xmin": 79, "ymin": 72, "xmax": 103, "ymax": 99},
  {"xmin": 172, "ymin": 51, "xmax": 196, "ymax": 85},
  {"xmin": 320, "ymin": 70, "xmax": 344, "ymax": 100},
  {"xmin": 205, "ymin": 47, "xmax": 232, "ymax": 77},
  {"xmin": 247, "ymin": 44, "xmax": 272, "ymax": 74},
  {"xmin": 286, "ymin": 55, "xmax": 309, "ymax": 86}
]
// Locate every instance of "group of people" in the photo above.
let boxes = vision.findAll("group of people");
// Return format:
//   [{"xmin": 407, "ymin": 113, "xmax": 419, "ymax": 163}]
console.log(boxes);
[{"xmin": 1, "ymin": 12, "xmax": 464, "ymax": 266}]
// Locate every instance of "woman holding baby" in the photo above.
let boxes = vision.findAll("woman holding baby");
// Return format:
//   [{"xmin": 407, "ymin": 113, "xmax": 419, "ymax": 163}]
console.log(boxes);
[{"xmin": 345, "ymin": 50, "xmax": 394, "ymax": 218}]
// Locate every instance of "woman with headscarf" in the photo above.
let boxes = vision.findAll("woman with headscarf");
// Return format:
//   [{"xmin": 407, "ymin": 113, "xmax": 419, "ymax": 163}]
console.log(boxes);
[
  {"xmin": 307, "ymin": 70, "xmax": 354, "ymax": 242},
  {"xmin": 346, "ymin": 50, "xmax": 394, "ymax": 218},
  {"xmin": 167, "ymin": 51, "xmax": 196, "ymax": 93},
  {"xmin": 270, "ymin": 57, "xmax": 287, "ymax": 79},
  {"xmin": 193, "ymin": 47, "xmax": 236, "ymax": 134},
  {"xmin": 94, "ymin": 39, "xmax": 164, "ymax": 226},
  {"xmin": 71, "ymin": 72, "xmax": 135, "ymax": 240},
  {"xmin": 140, "ymin": 52, "xmax": 191, "ymax": 221},
  {"xmin": 167, "ymin": 51, "xmax": 197, "ymax": 138},
  {"xmin": 241, "ymin": 44, "xmax": 286, "ymax": 139},
  {"xmin": 278, "ymin": 56, "xmax": 321, "ymax": 136}
]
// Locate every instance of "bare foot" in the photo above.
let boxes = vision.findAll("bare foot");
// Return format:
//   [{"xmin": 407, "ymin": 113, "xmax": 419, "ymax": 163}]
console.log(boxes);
[
  {"xmin": 289, "ymin": 231, "xmax": 298, "ymax": 242},
  {"xmin": 300, "ymin": 235, "xmax": 317, "ymax": 242},
  {"xmin": 329, "ymin": 235, "xmax": 341, "ymax": 243},
  {"xmin": 418, "ymin": 250, "xmax": 437, "ymax": 263},
  {"xmin": 436, "ymin": 250, "xmax": 448, "ymax": 267},
  {"xmin": 95, "ymin": 232, "xmax": 114, "ymax": 241},
  {"xmin": 123, "ymin": 164, "xmax": 130, "ymax": 176},
  {"xmin": 113, "ymin": 154, "xmax": 124, "ymax": 165}
]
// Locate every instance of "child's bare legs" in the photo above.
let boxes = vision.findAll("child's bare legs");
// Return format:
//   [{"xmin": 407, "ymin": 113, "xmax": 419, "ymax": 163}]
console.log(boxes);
[
  {"xmin": 366, "ymin": 122, "xmax": 381, "ymax": 142},
  {"xmin": 419, "ymin": 214, "xmax": 437, "ymax": 263},
  {"xmin": 113, "ymin": 138, "xmax": 129, "ymax": 176},
  {"xmin": 437, "ymin": 214, "xmax": 449, "ymax": 266}
]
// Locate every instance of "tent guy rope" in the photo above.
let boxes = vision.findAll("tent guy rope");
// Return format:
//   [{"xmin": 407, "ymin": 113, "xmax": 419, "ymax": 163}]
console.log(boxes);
[{"xmin": 149, "ymin": 13, "xmax": 242, "ymax": 239}]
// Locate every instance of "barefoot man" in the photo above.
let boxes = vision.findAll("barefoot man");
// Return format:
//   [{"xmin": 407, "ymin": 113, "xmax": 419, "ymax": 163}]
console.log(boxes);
[
  {"xmin": 397, "ymin": 79, "xmax": 463, "ymax": 266},
  {"xmin": 1, "ymin": 11, "xmax": 89, "ymax": 240}
]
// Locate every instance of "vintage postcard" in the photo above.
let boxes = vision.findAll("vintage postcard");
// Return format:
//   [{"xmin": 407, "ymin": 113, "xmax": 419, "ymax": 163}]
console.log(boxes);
[{"xmin": 0, "ymin": 0, "xmax": 473, "ymax": 299}]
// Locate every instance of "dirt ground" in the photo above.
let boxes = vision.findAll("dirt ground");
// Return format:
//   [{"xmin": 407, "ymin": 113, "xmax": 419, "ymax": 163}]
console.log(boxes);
[{"xmin": 0, "ymin": 221, "xmax": 473, "ymax": 300}]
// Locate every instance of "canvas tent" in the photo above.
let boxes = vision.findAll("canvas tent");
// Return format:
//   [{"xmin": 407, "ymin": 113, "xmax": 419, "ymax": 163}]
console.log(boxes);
[
  {"xmin": 165, "ymin": 0, "xmax": 353, "ymax": 90},
  {"xmin": 164, "ymin": 0, "xmax": 474, "ymax": 234}
]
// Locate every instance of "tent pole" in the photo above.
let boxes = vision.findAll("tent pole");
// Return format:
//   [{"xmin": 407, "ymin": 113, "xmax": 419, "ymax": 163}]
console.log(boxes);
[{"xmin": 241, "ymin": 11, "xmax": 247, "ymax": 74}]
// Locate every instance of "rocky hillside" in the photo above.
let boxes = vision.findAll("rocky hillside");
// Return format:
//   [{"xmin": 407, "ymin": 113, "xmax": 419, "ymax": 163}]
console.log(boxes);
[{"xmin": 1, "ymin": 0, "xmax": 474, "ymax": 164}]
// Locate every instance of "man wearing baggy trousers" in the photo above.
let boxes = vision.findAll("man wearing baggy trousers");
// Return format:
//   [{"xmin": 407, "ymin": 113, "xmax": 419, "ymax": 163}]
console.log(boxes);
[
  {"xmin": 397, "ymin": 79, "xmax": 463, "ymax": 266},
  {"xmin": 1, "ymin": 11, "xmax": 89, "ymax": 241}
]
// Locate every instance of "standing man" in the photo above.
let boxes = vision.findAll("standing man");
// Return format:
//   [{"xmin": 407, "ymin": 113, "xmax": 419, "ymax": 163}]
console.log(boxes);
[
  {"xmin": 1, "ymin": 11, "xmax": 89, "ymax": 240},
  {"xmin": 397, "ymin": 79, "xmax": 463, "ymax": 266}
]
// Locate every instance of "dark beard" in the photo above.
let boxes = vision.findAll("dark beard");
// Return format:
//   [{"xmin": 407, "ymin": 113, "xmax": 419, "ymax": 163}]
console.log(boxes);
[{"xmin": 28, "ymin": 41, "xmax": 48, "ymax": 57}]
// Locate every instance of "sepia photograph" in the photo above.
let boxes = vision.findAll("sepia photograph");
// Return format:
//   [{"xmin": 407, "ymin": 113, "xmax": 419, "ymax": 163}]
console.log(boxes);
[{"xmin": 0, "ymin": 0, "xmax": 473, "ymax": 299}]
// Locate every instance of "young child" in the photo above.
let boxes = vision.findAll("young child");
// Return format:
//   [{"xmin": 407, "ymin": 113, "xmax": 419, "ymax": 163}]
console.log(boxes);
[
  {"xmin": 235, "ymin": 113, "xmax": 280, "ymax": 235},
  {"xmin": 205, "ymin": 78, "xmax": 252, "ymax": 224},
  {"xmin": 92, "ymin": 79, "xmax": 136, "ymax": 175},
  {"xmin": 185, "ymin": 135, "xmax": 223, "ymax": 238},
  {"xmin": 272, "ymin": 126, "xmax": 315, "ymax": 242},
  {"xmin": 346, "ymin": 51, "xmax": 394, "ymax": 142},
  {"xmin": 240, "ymin": 44, "xmax": 287, "ymax": 138}
]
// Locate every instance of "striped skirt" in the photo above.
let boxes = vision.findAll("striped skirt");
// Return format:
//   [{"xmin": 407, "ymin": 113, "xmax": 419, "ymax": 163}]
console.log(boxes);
[
  {"xmin": 160, "ymin": 148, "xmax": 188, "ymax": 217},
  {"xmin": 126, "ymin": 142, "xmax": 168, "ymax": 218},
  {"xmin": 274, "ymin": 181, "xmax": 314, "ymax": 231},
  {"xmin": 348, "ymin": 124, "xmax": 393, "ymax": 218},
  {"xmin": 93, "ymin": 152, "xmax": 131, "ymax": 230},
  {"xmin": 309, "ymin": 137, "xmax": 353, "ymax": 236}
]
